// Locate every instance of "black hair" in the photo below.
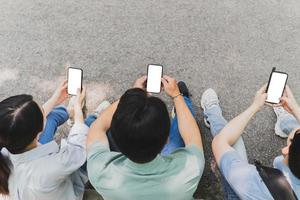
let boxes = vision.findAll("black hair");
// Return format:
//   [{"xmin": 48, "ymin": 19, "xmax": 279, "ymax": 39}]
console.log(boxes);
[
  {"xmin": 0, "ymin": 95, "xmax": 44, "ymax": 194},
  {"xmin": 288, "ymin": 130, "xmax": 300, "ymax": 179},
  {"xmin": 111, "ymin": 88, "xmax": 170, "ymax": 163}
]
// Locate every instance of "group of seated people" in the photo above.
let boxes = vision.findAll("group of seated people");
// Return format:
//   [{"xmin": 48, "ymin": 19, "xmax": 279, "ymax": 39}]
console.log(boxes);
[{"xmin": 0, "ymin": 74, "xmax": 299, "ymax": 200}]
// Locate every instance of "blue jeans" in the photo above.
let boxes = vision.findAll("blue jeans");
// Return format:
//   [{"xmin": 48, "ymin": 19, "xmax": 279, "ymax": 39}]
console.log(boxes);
[
  {"xmin": 39, "ymin": 106, "xmax": 98, "ymax": 144},
  {"xmin": 204, "ymin": 105, "xmax": 247, "ymax": 200},
  {"xmin": 161, "ymin": 96, "xmax": 196, "ymax": 156},
  {"xmin": 204, "ymin": 105, "xmax": 300, "ymax": 200}
]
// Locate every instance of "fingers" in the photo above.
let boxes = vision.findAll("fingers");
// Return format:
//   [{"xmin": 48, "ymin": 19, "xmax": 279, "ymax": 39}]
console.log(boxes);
[
  {"xmin": 61, "ymin": 80, "xmax": 68, "ymax": 89},
  {"xmin": 80, "ymin": 86, "xmax": 86, "ymax": 101},
  {"xmin": 163, "ymin": 75, "xmax": 174, "ymax": 82},
  {"xmin": 161, "ymin": 77, "xmax": 168, "ymax": 87},
  {"xmin": 265, "ymin": 102, "xmax": 274, "ymax": 107},
  {"xmin": 76, "ymin": 88, "xmax": 81, "ymax": 97},
  {"xmin": 258, "ymin": 83, "xmax": 268, "ymax": 94},
  {"xmin": 140, "ymin": 75, "xmax": 147, "ymax": 81}
]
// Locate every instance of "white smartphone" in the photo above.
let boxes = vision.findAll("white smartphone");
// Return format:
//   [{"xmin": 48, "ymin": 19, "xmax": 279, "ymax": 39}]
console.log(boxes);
[
  {"xmin": 67, "ymin": 67, "xmax": 83, "ymax": 95},
  {"xmin": 146, "ymin": 64, "xmax": 163, "ymax": 93},
  {"xmin": 266, "ymin": 71, "xmax": 288, "ymax": 104}
]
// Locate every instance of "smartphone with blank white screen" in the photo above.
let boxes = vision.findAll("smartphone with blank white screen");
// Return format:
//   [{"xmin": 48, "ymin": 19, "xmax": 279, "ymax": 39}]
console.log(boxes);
[
  {"xmin": 266, "ymin": 71, "xmax": 288, "ymax": 104},
  {"xmin": 67, "ymin": 67, "xmax": 83, "ymax": 95},
  {"xmin": 146, "ymin": 64, "xmax": 163, "ymax": 93}
]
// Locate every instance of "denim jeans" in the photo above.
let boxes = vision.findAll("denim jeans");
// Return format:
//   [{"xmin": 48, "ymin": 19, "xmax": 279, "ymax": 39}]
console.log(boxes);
[
  {"xmin": 204, "ymin": 105, "xmax": 300, "ymax": 200},
  {"xmin": 161, "ymin": 96, "xmax": 196, "ymax": 156},
  {"xmin": 39, "ymin": 105, "xmax": 98, "ymax": 144},
  {"xmin": 203, "ymin": 105, "xmax": 247, "ymax": 200}
]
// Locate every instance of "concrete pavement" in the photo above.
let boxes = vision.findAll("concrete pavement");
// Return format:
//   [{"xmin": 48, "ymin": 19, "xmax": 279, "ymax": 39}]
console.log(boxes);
[{"xmin": 1, "ymin": 0, "xmax": 300, "ymax": 199}]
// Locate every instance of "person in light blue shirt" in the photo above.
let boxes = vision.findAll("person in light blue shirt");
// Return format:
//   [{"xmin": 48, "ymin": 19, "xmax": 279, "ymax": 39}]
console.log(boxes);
[
  {"xmin": 0, "ymin": 81, "xmax": 95, "ymax": 200},
  {"xmin": 201, "ymin": 85, "xmax": 300, "ymax": 200}
]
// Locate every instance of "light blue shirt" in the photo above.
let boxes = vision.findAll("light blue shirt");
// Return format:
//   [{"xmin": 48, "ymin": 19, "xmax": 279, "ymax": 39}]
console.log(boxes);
[
  {"xmin": 220, "ymin": 150, "xmax": 300, "ymax": 199},
  {"xmin": 220, "ymin": 150, "xmax": 273, "ymax": 200},
  {"xmin": 4, "ymin": 123, "xmax": 89, "ymax": 200}
]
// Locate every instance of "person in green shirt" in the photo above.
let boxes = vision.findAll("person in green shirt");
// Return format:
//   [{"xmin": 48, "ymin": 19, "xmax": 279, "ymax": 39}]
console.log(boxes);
[{"xmin": 87, "ymin": 75, "xmax": 205, "ymax": 200}]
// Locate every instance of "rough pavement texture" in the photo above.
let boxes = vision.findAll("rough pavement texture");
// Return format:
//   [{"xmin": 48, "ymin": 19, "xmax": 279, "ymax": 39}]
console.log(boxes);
[{"xmin": 0, "ymin": 0, "xmax": 300, "ymax": 199}]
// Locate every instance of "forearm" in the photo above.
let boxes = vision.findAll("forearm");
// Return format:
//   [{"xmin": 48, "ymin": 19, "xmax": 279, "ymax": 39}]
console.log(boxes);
[
  {"xmin": 173, "ymin": 96, "xmax": 202, "ymax": 148},
  {"xmin": 292, "ymin": 104, "xmax": 300, "ymax": 124},
  {"xmin": 216, "ymin": 104, "xmax": 258, "ymax": 146},
  {"xmin": 87, "ymin": 100, "xmax": 119, "ymax": 147},
  {"xmin": 42, "ymin": 97, "xmax": 58, "ymax": 116}
]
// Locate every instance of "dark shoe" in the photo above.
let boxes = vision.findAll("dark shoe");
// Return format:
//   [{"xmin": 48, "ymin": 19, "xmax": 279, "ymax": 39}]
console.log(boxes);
[{"xmin": 178, "ymin": 81, "xmax": 190, "ymax": 98}]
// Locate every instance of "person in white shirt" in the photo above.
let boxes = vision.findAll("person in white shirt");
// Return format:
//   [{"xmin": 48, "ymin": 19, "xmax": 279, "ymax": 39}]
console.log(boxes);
[{"xmin": 0, "ymin": 81, "xmax": 91, "ymax": 200}]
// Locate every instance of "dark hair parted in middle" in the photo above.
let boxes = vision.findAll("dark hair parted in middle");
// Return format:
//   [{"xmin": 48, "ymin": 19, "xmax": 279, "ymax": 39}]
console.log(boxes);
[{"xmin": 111, "ymin": 88, "xmax": 170, "ymax": 163}]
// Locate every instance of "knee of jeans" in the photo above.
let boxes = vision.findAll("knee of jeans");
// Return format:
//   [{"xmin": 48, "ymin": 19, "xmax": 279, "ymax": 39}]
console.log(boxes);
[{"xmin": 47, "ymin": 106, "xmax": 69, "ymax": 125}]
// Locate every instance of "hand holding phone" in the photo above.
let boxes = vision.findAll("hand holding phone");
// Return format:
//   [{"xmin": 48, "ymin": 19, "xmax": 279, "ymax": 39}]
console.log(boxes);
[
  {"xmin": 146, "ymin": 64, "xmax": 163, "ymax": 93},
  {"xmin": 266, "ymin": 69, "xmax": 288, "ymax": 104},
  {"xmin": 67, "ymin": 67, "xmax": 83, "ymax": 95}
]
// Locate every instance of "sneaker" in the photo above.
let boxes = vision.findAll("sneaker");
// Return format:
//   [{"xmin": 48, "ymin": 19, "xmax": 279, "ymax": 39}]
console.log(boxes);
[
  {"xmin": 171, "ymin": 81, "xmax": 191, "ymax": 118},
  {"xmin": 201, "ymin": 88, "xmax": 220, "ymax": 128},
  {"xmin": 273, "ymin": 107, "xmax": 289, "ymax": 138},
  {"xmin": 93, "ymin": 101, "xmax": 111, "ymax": 117}
]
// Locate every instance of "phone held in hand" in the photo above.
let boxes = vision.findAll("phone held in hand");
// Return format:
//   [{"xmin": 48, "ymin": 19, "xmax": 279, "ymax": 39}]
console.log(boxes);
[
  {"xmin": 266, "ymin": 68, "xmax": 288, "ymax": 104},
  {"xmin": 67, "ymin": 67, "xmax": 83, "ymax": 95},
  {"xmin": 146, "ymin": 64, "xmax": 163, "ymax": 93}
]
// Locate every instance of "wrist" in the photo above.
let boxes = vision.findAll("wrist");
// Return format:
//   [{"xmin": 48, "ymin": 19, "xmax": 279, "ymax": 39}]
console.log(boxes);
[
  {"xmin": 171, "ymin": 93, "xmax": 182, "ymax": 99},
  {"xmin": 173, "ymin": 94, "xmax": 184, "ymax": 103}
]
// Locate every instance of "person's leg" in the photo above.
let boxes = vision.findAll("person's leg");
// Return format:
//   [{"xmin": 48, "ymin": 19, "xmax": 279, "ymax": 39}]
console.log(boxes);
[
  {"xmin": 201, "ymin": 89, "xmax": 245, "ymax": 200},
  {"xmin": 39, "ymin": 106, "xmax": 69, "ymax": 144},
  {"xmin": 161, "ymin": 96, "xmax": 195, "ymax": 156},
  {"xmin": 84, "ymin": 114, "xmax": 97, "ymax": 127},
  {"xmin": 204, "ymin": 106, "xmax": 247, "ymax": 160}
]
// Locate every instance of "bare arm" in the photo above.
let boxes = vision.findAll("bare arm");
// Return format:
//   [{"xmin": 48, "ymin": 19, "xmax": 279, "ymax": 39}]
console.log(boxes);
[
  {"xmin": 212, "ymin": 85, "xmax": 267, "ymax": 165},
  {"xmin": 86, "ymin": 76, "xmax": 147, "ymax": 149},
  {"xmin": 43, "ymin": 80, "xmax": 68, "ymax": 116},
  {"xmin": 86, "ymin": 100, "xmax": 119, "ymax": 149},
  {"xmin": 162, "ymin": 75, "xmax": 203, "ymax": 149}
]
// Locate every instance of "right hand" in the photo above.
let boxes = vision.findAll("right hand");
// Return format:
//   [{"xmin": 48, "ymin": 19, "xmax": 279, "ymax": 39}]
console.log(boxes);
[
  {"xmin": 280, "ymin": 85, "xmax": 299, "ymax": 114},
  {"xmin": 133, "ymin": 75, "xmax": 147, "ymax": 90},
  {"xmin": 74, "ymin": 87, "xmax": 86, "ymax": 123},
  {"xmin": 252, "ymin": 84, "xmax": 268, "ymax": 111},
  {"xmin": 161, "ymin": 75, "xmax": 180, "ymax": 98}
]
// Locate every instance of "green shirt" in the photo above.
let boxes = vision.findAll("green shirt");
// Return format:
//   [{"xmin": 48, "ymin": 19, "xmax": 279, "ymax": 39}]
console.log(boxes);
[{"xmin": 87, "ymin": 142, "xmax": 205, "ymax": 200}]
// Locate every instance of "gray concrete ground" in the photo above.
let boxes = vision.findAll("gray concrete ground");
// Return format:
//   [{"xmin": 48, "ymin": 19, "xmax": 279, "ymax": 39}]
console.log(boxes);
[{"xmin": 0, "ymin": 0, "xmax": 300, "ymax": 199}]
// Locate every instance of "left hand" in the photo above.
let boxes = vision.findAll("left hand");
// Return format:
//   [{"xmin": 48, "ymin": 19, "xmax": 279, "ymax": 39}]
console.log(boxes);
[
  {"xmin": 133, "ymin": 75, "xmax": 147, "ymax": 90},
  {"xmin": 50, "ymin": 80, "xmax": 69, "ymax": 106}
]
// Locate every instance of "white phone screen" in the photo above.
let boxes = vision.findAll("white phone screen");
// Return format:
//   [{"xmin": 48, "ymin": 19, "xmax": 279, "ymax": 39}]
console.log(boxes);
[
  {"xmin": 266, "ymin": 72, "xmax": 288, "ymax": 104},
  {"xmin": 67, "ymin": 68, "xmax": 82, "ymax": 95},
  {"xmin": 146, "ymin": 65, "xmax": 163, "ymax": 93}
]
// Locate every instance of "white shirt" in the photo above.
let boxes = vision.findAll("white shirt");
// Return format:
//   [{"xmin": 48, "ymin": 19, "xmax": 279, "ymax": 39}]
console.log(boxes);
[{"xmin": 5, "ymin": 123, "xmax": 89, "ymax": 200}]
